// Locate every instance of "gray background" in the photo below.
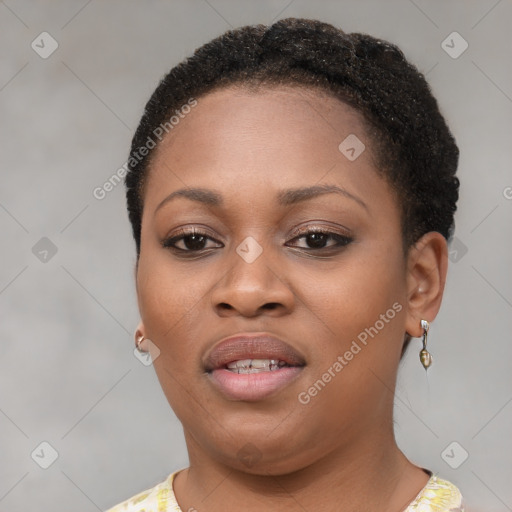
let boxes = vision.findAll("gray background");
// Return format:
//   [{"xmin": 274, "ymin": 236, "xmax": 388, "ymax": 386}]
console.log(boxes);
[{"xmin": 1, "ymin": 1, "xmax": 511, "ymax": 511}]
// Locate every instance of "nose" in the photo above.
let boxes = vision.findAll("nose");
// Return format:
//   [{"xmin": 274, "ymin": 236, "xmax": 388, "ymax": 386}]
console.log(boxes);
[{"xmin": 210, "ymin": 239, "xmax": 295, "ymax": 318}]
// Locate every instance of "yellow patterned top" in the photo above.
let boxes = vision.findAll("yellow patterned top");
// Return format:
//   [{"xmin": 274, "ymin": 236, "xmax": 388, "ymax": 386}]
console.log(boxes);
[{"xmin": 104, "ymin": 470, "xmax": 464, "ymax": 511}]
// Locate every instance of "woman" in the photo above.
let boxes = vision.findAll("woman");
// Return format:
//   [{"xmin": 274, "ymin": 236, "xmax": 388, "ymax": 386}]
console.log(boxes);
[{"xmin": 106, "ymin": 17, "xmax": 463, "ymax": 512}]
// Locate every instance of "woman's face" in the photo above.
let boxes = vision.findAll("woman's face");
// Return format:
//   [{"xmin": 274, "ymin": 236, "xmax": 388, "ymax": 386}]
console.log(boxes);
[{"xmin": 135, "ymin": 85, "xmax": 429, "ymax": 474}]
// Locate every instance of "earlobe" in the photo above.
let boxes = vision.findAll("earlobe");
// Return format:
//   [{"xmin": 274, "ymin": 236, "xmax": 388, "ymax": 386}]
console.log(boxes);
[
  {"xmin": 404, "ymin": 231, "xmax": 448, "ymax": 338},
  {"xmin": 134, "ymin": 320, "xmax": 148, "ymax": 352}
]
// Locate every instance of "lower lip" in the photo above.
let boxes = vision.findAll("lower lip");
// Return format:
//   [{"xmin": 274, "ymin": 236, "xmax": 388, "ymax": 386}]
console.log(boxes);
[{"xmin": 208, "ymin": 367, "xmax": 303, "ymax": 401}]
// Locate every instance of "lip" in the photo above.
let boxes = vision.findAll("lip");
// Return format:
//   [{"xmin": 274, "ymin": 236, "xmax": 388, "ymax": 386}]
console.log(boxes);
[
  {"xmin": 204, "ymin": 333, "xmax": 306, "ymax": 371},
  {"xmin": 204, "ymin": 333, "xmax": 306, "ymax": 401}
]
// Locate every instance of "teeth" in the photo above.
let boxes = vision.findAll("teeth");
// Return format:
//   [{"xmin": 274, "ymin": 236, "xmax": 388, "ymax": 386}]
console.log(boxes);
[{"xmin": 225, "ymin": 359, "xmax": 288, "ymax": 373}]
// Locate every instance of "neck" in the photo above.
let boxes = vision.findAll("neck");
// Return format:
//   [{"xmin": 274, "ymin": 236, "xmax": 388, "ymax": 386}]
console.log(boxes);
[{"xmin": 173, "ymin": 425, "xmax": 429, "ymax": 512}]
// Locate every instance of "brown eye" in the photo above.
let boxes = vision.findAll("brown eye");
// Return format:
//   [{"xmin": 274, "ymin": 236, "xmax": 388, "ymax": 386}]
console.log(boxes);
[
  {"xmin": 161, "ymin": 226, "xmax": 353, "ymax": 257},
  {"xmin": 287, "ymin": 228, "xmax": 353, "ymax": 251},
  {"xmin": 162, "ymin": 228, "xmax": 222, "ymax": 253}
]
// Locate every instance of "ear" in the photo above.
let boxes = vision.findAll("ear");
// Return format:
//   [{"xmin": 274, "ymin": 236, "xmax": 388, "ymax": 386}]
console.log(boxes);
[
  {"xmin": 133, "ymin": 262, "xmax": 151, "ymax": 351},
  {"xmin": 134, "ymin": 260, "xmax": 139, "ymax": 292},
  {"xmin": 134, "ymin": 319, "xmax": 150, "ymax": 351},
  {"xmin": 404, "ymin": 231, "xmax": 448, "ymax": 338}
]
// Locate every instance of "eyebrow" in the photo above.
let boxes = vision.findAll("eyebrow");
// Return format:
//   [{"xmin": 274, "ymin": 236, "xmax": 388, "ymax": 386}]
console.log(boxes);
[{"xmin": 154, "ymin": 183, "xmax": 369, "ymax": 215}]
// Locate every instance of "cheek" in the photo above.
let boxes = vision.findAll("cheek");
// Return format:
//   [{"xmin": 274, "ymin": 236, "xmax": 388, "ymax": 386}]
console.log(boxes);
[
  {"xmin": 295, "ymin": 250, "xmax": 406, "ymax": 431},
  {"xmin": 136, "ymin": 253, "xmax": 209, "ymax": 362},
  {"xmin": 314, "ymin": 244, "xmax": 405, "ymax": 342},
  {"xmin": 136, "ymin": 254, "xmax": 211, "ymax": 416}
]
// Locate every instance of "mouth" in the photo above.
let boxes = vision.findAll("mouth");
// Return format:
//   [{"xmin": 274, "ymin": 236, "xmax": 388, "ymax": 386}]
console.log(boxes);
[
  {"xmin": 224, "ymin": 358, "xmax": 292, "ymax": 374},
  {"xmin": 203, "ymin": 333, "xmax": 306, "ymax": 401}
]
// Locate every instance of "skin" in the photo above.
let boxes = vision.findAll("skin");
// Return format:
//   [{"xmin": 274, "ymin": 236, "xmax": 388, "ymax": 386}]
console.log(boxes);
[{"xmin": 134, "ymin": 85, "xmax": 448, "ymax": 512}]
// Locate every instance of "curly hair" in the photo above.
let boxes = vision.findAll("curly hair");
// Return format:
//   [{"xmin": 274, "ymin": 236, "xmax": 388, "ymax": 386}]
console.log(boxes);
[{"xmin": 124, "ymin": 17, "xmax": 460, "ymax": 350}]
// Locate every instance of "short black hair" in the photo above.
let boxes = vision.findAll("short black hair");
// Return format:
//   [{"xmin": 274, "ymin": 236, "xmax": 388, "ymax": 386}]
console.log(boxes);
[{"xmin": 125, "ymin": 18, "xmax": 460, "ymax": 350}]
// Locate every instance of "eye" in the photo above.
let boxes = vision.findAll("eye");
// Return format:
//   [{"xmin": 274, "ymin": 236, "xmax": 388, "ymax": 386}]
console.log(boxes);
[
  {"xmin": 161, "ymin": 227, "xmax": 223, "ymax": 254},
  {"xmin": 286, "ymin": 226, "xmax": 353, "ymax": 251},
  {"xmin": 161, "ymin": 226, "xmax": 353, "ymax": 256}
]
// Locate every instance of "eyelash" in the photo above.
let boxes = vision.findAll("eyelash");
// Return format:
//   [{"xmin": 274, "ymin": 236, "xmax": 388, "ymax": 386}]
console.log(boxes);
[{"xmin": 161, "ymin": 226, "xmax": 353, "ymax": 256}]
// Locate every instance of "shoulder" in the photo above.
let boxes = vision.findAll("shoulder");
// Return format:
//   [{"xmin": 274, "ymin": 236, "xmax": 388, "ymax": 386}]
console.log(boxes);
[
  {"xmin": 104, "ymin": 471, "xmax": 182, "ymax": 512},
  {"xmin": 406, "ymin": 474, "xmax": 465, "ymax": 511}
]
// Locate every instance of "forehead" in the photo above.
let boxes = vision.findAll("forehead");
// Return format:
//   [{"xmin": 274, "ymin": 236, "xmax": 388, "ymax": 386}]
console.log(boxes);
[
  {"xmin": 142, "ymin": 85, "xmax": 390, "ymax": 217},
  {"xmin": 153, "ymin": 85, "xmax": 370, "ymax": 159}
]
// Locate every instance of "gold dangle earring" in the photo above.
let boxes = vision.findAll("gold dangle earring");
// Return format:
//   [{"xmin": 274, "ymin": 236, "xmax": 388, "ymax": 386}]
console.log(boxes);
[{"xmin": 419, "ymin": 319, "xmax": 432, "ymax": 370}]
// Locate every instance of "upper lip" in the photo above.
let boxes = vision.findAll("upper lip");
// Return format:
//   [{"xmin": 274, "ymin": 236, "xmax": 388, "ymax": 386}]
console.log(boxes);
[{"xmin": 204, "ymin": 333, "xmax": 306, "ymax": 371}]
